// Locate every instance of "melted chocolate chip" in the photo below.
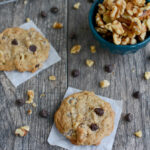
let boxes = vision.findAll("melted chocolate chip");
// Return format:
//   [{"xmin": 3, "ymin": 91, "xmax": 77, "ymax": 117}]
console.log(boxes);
[
  {"xmin": 94, "ymin": 108, "xmax": 104, "ymax": 116},
  {"xmin": 90, "ymin": 123, "xmax": 99, "ymax": 131},
  {"xmin": 124, "ymin": 113, "xmax": 133, "ymax": 122},
  {"xmin": 71, "ymin": 69, "xmax": 79, "ymax": 77},
  {"xmin": 15, "ymin": 99, "xmax": 25, "ymax": 106},
  {"xmin": 104, "ymin": 64, "xmax": 114, "ymax": 73},
  {"xmin": 29, "ymin": 45, "xmax": 37, "ymax": 53},
  {"xmin": 50, "ymin": 7, "xmax": 59, "ymax": 14},
  {"xmin": 40, "ymin": 11, "xmax": 47, "ymax": 18},
  {"xmin": 35, "ymin": 64, "xmax": 40, "ymax": 68},
  {"xmin": 39, "ymin": 109, "xmax": 48, "ymax": 118},
  {"xmin": 132, "ymin": 91, "xmax": 141, "ymax": 99},
  {"xmin": 12, "ymin": 39, "xmax": 18, "ymax": 45}
]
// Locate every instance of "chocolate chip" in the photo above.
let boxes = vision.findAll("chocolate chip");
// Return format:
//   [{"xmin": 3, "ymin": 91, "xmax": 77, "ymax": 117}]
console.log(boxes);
[
  {"xmin": 29, "ymin": 45, "xmax": 37, "ymax": 53},
  {"xmin": 88, "ymin": 0, "xmax": 94, "ymax": 3},
  {"xmin": 132, "ymin": 91, "xmax": 141, "ymax": 99},
  {"xmin": 124, "ymin": 113, "xmax": 133, "ymax": 122},
  {"xmin": 104, "ymin": 64, "xmax": 114, "ymax": 73},
  {"xmin": 39, "ymin": 109, "xmax": 48, "ymax": 118},
  {"xmin": 94, "ymin": 108, "xmax": 104, "ymax": 116},
  {"xmin": 40, "ymin": 11, "xmax": 47, "ymax": 18},
  {"xmin": 50, "ymin": 7, "xmax": 59, "ymax": 14},
  {"xmin": 15, "ymin": 99, "xmax": 25, "ymax": 106},
  {"xmin": 71, "ymin": 69, "xmax": 79, "ymax": 77},
  {"xmin": 12, "ymin": 39, "xmax": 18, "ymax": 45},
  {"xmin": 70, "ymin": 33, "xmax": 77, "ymax": 40},
  {"xmin": 35, "ymin": 64, "xmax": 40, "ymax": 68},
  {"xmin": 90, "ymin": 123, "xmax": 99, "ymax": 131}
]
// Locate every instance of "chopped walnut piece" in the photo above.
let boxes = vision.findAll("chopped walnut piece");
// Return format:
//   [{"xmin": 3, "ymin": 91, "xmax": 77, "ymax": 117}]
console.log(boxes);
[
  {"xmin": 52, "ymin": 22, "xmax": 63, "ymax": 29},
  {"xmin": 90, "ymin": 46, "xmax": 96, "ymax": 53},
  {"xmin": 100, "ymin": 80, "xmax": 110, "ymax": 88},
  {"xmin": 134, "ymin": 130, "xmax": 142, "ymax": 138},
  {"xmin": 26, "ymin": 18, "xmax": 30, "ymax": 22},
  {"xmin": 32, "ymin": 102, "xmax": 37, "ymax": 107},
  {"xmin": 27, "ymin": 109, "xmax": 32, "ymax": 115},
  {"xmin": 49, "ymin": 75, "xmax": 56, "ymax": 81},
  {"xmin": 26, "ymin": 90, "xmax": 34, "ymax": 104},
  {"xmin": 86, "ymin": 59, "xmax": 94, "ymax": 67},
  {"xmin": 24, "ymin": 0, "xmax": 27, "ymax": 5},
  {"xmin": 73, "ymin": 2, "xmax": 80, "ymax": 9},
  {"xmin": 113, "ymin": 33, "xmax": 121, "ymax": 45},
  {"xmin": 70, "ymin": 45, "xmax": 81, "ymax": 54},
  {"xmin": 15, "ymin": 126, "xmax": 30, "ymax": 137},
  {"xmin": 144, "ymin": 72, "xmax": 150, "ymax": 80}
]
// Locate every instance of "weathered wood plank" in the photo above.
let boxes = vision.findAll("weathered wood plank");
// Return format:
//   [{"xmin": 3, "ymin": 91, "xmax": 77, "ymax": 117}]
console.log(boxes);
[
  {"xmin": 0, "ymin": 0, "xmax": 67, "ymax": 150},
  {"xmin": 67, "ymin": 1, "xmax": 150, "ymax": 150}
]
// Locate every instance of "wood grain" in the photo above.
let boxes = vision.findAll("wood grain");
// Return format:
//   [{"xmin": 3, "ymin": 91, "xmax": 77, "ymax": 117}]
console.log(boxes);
[{"xmin": 0, "ymin": 0, "xmax": 150, "ymax": 150}]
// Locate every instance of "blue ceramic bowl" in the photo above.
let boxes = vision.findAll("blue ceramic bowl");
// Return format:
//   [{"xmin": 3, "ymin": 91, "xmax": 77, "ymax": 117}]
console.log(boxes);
[{"xmin": 89, "ymin": 0, "xmax": 150, "ymax": 55}]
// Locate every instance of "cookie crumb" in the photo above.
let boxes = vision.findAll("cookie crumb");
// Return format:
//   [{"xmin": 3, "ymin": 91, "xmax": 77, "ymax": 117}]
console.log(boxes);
[
  {"xmin": 90, "ymin": 46, "xmax": 96, "ymax": 53},
  {"xmin": 70, "ymin": 45, "xmax": 81, "ymax": 54},
  {"xmin": 144, "ymin": 72, "xmax": 150, "ymax": 80},
  {"xmin": 73, "ymin": 2, "xmax": 81, "ymax": 9},
  {"xmin": 26, "ymin": 18, "xmax": 30, "ymax": 22},
  {"xmin": 32, "ymin": 102, "xmax": 37, "ymax": 107},
  {"xmin": 27, "ymin": 109, "xmax": 32, "ymax": 115},
  {"xmin": 100, "ymin": 80, "xmax": 110, "ymax": 88},
  {"xmin": 49, "ymin": 75, "xmax": 56, "ymax": 81},
  {"xmin": 15, "ymin": 126, "xmax": 30, "ymax": 137},
  {"xmin": 26, "ymin": 90, "xmax": 34, "ymax": 104},
  {"xmin": 53, "ymin": 22, "xmax": 63, "ymax": 29},
  {"xmin": 134, "ymin": 130, "xmax": 142, "ymax": 138},
  {"xmin": 86, "ymin": 59, "xmax": 94, "ymax": 67}
]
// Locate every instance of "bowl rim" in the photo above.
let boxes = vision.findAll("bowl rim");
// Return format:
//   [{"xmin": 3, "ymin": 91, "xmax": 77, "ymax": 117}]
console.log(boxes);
[{"xmin": 89, "ymin": 0, "xmax": 150, "ymax": 50}]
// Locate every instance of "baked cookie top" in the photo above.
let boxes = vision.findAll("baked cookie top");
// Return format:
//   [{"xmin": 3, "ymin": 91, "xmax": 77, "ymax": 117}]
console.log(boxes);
[
  {"xmin": 0, "ymin": 27, "xmax": 50, "ymax": 72},
  {"xmin": 54, "ymin": 91, "xmax": 115, "ymax": 145}
]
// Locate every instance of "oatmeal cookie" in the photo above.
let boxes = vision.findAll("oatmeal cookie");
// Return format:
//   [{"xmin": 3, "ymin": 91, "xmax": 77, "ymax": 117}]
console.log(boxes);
[
  {"xmin": 0, "ymin": 27, "xmax": 50, "ymax": 72},
  {"xmin": 54, "ymin": 91, "xmax": 115, "ymax": 145}
]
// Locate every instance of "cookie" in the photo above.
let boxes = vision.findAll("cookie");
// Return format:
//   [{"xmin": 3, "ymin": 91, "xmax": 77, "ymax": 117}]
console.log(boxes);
[
  {"xmin": 54, "ymin": 91, "xmax": 115, "ymax": 145},
  {"xmin": 0, "ymin": 27, "xmax": 50, "ymax": 72}
]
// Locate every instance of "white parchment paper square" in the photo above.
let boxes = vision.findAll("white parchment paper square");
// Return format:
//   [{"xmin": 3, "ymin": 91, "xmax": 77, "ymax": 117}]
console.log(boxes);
[
  {"xmin": 48, "ymin": 87, "xmax": 123, "ymax": 150},
  {"xmin": 4, "ymin": 21, "xmax": 61, "ymax": 87}
]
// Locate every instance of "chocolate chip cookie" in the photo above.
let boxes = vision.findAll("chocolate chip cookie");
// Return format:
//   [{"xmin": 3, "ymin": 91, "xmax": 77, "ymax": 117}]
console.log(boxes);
[
  {"xmin": 54, "ymin": 91, "xmax": 115, "ymax": 145},
  {"xmin": 0, "ymin": 27, "xmax": 50, "ymax": 72}
]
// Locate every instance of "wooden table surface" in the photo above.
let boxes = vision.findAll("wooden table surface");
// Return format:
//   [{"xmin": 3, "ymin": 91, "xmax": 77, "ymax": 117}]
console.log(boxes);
[{"xmin": 0, "ymin": 0, "xmax": 150, "ymax": 150}]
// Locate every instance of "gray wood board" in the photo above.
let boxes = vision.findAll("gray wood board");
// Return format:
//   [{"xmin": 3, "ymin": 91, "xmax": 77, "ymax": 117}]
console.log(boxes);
[{"xmin": 0, "ymin": 0, "xmax": 150, "ymax": 150}]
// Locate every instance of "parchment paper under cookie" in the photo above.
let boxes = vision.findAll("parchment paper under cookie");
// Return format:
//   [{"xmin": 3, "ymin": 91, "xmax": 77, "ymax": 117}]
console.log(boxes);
[
  {"xmin": 48, "ymin": 87, "xmax": 123, "ymax": 150},
  {"xmin": 4, "ymin": 21, "xmax": 61, "ymax": 87}
]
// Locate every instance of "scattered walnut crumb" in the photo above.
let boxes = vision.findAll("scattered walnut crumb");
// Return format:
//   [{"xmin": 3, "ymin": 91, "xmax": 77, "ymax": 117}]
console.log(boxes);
[
  {"xmin": 70, "ymin": 45, "xmax": 81, "ymax": 54},
  {"xmin": 40, "ymin": 93, "xmax": 45, "ymax": 98},
  {"xmin": 15, "ymin": 126, "xmax": 30, "ymax": 137},
  {"xmin": 49, "ymin": 76, "xmax": 56, "ymax": 81},
  {"xmin": 26, "ymin": 18, "xmax": 30, "ymax": 22},
  {"xmin": 32, "ymin": 102, "xmax": 37, "ymax": 107},
  {"xmin": 134, "ymin": 130, "xmax": 142, "ymax": 138},
  {"xmin": 52, "ymin": 22, "xmax": 63, "ymax": 29},
  {"xmin": 73, "ymin": 2, "xmax": 81, "ymax": 9},
  {"xmin": 144, "ymin": 72, "xmax": 150, "ymax": 80},
  {"xmin": 100, "ymin": 80, "xmax": 110, "ymax": 88},
  {"xmin": 26, "ymin": 90, "xmax": 34, "ymax": 104},
  {"xmin": 27, "ymin": 109, "xmax": 32, "ymax": 115},
  {"xmin": 24, "ymin": 0, "xmax": 27, "ymax": 5},
  {"xmin": 86, "ymin": 59, "xmax": 94, "ymax": 67},
  {"xmin": 90, "ymin": 46, "xmax": 96, "ymax": 53}
]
